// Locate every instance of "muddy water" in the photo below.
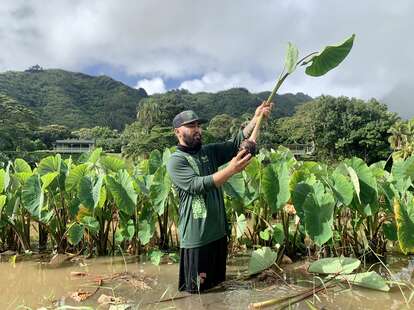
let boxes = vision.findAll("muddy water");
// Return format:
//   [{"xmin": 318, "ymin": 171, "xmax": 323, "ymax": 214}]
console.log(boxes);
[{"xmin": 0, "ymin": 253, "xmax": 412, "ymax": 309}]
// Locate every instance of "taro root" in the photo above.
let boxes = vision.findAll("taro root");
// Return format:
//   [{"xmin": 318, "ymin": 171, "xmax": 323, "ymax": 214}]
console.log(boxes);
[{"xmin": 240, "ymin": 139, "xmax": 257, "ymax": 156}]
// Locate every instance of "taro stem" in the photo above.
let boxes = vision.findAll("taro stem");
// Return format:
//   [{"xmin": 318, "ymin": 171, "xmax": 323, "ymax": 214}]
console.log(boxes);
[{"xmin": 249, "ymin": 51, "xmax": 317, "ymax": 143}]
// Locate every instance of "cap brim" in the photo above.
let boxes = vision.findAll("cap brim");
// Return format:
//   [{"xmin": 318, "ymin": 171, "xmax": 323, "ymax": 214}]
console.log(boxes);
[{"xmin": 180, "ymin": 118, "xmax": 208, "ymax": 126}]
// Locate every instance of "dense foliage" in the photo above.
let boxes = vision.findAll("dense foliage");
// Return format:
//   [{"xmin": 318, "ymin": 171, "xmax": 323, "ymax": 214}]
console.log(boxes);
[
  {"xmin": 0, "ymin": 147, "xmax": 413, "ymax": 265},
  {"xmin": 0, "ymin": 69, "xmax": 148, "ymax": 130}
]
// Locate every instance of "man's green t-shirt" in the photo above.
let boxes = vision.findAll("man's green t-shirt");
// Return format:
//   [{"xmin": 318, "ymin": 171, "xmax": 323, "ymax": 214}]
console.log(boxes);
[{"xmin": 166, "ymin": 130, "xmax": 245, "ymax": 248}]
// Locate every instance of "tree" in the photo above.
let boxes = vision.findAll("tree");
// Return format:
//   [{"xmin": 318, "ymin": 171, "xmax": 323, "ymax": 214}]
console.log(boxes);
[{"xmin": 267, "ymin": 96, "xmax": 398, "ymax": 163}]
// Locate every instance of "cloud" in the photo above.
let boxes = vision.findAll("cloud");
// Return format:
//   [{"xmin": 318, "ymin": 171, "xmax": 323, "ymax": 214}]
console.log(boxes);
[
  {"xmin": 179, "ymin": 72, "xmax": 273, "ymax": 93},
  {"xmin": 135, "ymin": 77, "xmax": 166, "ymax": 95},
  {"xmin": 1, "ymin": 0, "xmax": 414, "ymax": 116}
]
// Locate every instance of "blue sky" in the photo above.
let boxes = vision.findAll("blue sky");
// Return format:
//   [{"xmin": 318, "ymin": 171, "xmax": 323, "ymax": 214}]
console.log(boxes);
[{"xmin": 1, "ymin": 0, "xmax": 414, "ymax": 117}]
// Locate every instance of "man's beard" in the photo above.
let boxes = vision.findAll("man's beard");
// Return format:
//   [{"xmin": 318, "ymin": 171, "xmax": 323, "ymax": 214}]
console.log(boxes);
[{"xmin": 182, "ymin": 132, "xmax": 202, "ymax": 149}]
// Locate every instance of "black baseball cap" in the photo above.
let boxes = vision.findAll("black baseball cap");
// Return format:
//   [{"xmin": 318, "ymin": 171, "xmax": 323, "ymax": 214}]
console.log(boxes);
[{"xmin": 172, "ymin": 110, "xmax": 207, "ymax": 128}]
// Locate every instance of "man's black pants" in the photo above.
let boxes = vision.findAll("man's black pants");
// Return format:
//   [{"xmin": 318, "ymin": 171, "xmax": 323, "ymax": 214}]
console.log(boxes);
[{"xmin": 178, "ymin": 236, "xmax": 227, "ymax": 293}]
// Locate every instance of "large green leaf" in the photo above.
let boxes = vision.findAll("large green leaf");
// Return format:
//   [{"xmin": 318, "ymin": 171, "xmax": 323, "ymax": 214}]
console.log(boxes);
[
  {"xmin": 38, "ymin": 154, "xmax": 62, "ymax": 176},
  {"xmin": 292, "ymin": 181, "xmax": 314, "ymax": 220},
  {"xmin": 79, "ymin": 176, "xmax": 103, "ymax": 211},
  {"xmin": 148, "ymin": 149, "xmax": 162, "ymax": 175},
  {"xmin": 303, "ymin": 182, "xmax": 335, "ymax": 246},
  {"xmin": 80, "ymin": 216, "xmax": 100, "ymax": 234},
  {"xmin": 345, "ymin": 158, "xmax": 378, "ymax": 206},
  {"xmin": 88, "ymin": 147, "xmax": 102, "ymax": 165},
  {"xmin": 150, "ymin": 166, "xmax": 171, "ymax": 215},
  {"xmin": 393, "ymin": 198, "xmax": 414, "ymax": 254},
  {"xmin": 0, "ymin": 195, "xmax": 6, "ymax": 212},
  {"xmin": 305, "ymin": 34, "xmax": 355, "ymax": 77},
  {"xmin": 262, "ymin": 162, "xmax": 290, "ymax": 212},
  {"xmin": 0, "ymin": 169, "xmax": 4, "ymax": 194},
  {"xmin": 308, "ymin": 257, "xmax": 361, "ymax": 274},
  {"xmin": 248, "ymin": 247, "xmax": 277, "ymax": 275},
  {"xmin": 223, "ymin": 172, "xmax": 245, "ymax": 201},
  {"xmin": 138, "ymin": 220, "xmax": 153, "ymax": 245},
  {"xmin": 41, "ymin": 172, "xmax": 59, "ymax": 191},
  {"xmin": 21, "ymin": 174, "xmax": 44, "ymax": 219},
  {"xmin": 99, "ymin": 155, "xmax": 126, "ymax": 173},
  {"xmin": 117, "ymin": 219, "xmax": 135, "ymax": 241},
  {"xmin": 65, "ymin": 163, "xmax": 88, "ymax": 192},
  {"xmin": 339, "ymin": 271, "xmax": 390, "ymax": 292},
  {"xmin": 331, "ymin": 170, "xmax": 354, "ymax": 206},
  {"xmin": 392, "ymin": 156, "xmax": 414, "ymax": 181},
  {"xmin": 150, "ymin": 250, "xmax": 164, "ymax": 266},
  {"xmin": 285, "ymin": 42, "xmax": 299, "ymax": 74},
  {"xmin": 67, "ymin": 223, "xmax": 84, "ymax": 245},
  {"xmin": 14, "ymin": 158, "xmax": 32, "ymax": 173},
  {"xmin": 106, "ymin": 170, "xmax": 137, "ymax": 215}
]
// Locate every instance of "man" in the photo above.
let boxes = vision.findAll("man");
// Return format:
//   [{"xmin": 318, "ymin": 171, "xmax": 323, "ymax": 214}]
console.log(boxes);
[{"xmin": 166, "ymin": 101, "xmax": 272, "ymax": 293}]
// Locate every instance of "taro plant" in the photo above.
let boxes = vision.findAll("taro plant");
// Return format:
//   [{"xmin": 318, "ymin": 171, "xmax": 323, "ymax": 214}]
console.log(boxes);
[{"xmin": 242, "ymin": 34, "xmax": 356, "ymax": 154}]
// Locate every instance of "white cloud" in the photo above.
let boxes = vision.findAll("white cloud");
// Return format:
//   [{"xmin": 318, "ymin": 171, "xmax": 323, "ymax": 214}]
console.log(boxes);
[
  {"xmin": 179, "ymin": 72, "xmax": 272, "ymax": 93},
  {"xmin": 135, "ymin": 77, "xmax": 166, "ymax": 95},
  {"xmin": 1, "ymin": 0, "xmax": 414, "ymax": 116}
]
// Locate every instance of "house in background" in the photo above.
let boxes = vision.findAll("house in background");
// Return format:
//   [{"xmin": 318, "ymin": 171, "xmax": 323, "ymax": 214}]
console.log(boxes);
[{"xmin": 52, "ymin": 139, "xmax": 95, "ymax": 153}]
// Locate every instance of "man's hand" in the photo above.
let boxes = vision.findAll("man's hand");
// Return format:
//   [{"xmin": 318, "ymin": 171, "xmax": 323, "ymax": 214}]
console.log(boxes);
[
  {"xmin": 212, "ymin": 149, "xmax": 251, "ymax": 187},
  {"xmin": 254, "ymin": 101, "xmax": 274, "ymax": 119},
  {"xmin": 228, "ymin": 149, "xmax": 252, "ymax": 174}
]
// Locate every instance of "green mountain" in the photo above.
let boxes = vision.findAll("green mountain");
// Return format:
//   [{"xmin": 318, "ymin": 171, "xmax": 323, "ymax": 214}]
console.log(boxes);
[
  {"xmin": 0, "ymin": 68, "xmax": 311, "ymax": 131},
  {"xmin": 0, "ymin": 68, "xmax": 148, "ymax": 130}
]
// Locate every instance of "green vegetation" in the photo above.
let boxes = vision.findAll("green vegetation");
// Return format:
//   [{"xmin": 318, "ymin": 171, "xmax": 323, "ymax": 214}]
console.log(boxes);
[
  {"xmin": 0, "ymin": 69, "xmax": 148, "ymax": 130},
  {"xmin": 0, "ymin": 146, "xmax": 413, "ymax": 267}
]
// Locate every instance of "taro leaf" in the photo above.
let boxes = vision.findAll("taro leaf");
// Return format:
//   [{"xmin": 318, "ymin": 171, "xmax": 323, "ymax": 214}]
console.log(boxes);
[
  {"xmin": 88, "ymin": 147, "xmax": 102, "ymax": 165},
  {"xmin": 79, "ymin": 176, "xmax": 103, "ymax": 211},
  {"xmin": 383, "ymin": 222, "xmax": 398, "ymax": 241},
  {"xmin": 224, "ymin": 172, "xmax": 245, "ymax": 201},
  {"xmin": 0, "ymin": 195, "xmax": 6, "ymax": 212},
  {"xmin": 393, "ymin": 198, "xmax": 414, "ymax": 254},
  {"xmin": 262, "ymin": 162, "xmax": 290, "ymax": 212},
  {"xmin": 392, "ymin": 156, "xmax": 414, "ymax": 181},
  {"xmin": 345, "ymin": 158, "xmax": 378, "ymax": 205},
  {"xmin": 305, "ymin": 34, "xmax": 355, "ymax": 77},
  {"xmin": 235, "ymin": 213, "xmax": 247, "ymax": 239},
  {"xmin": 106, "ymin": 170, "xmax": 137, "ymax": 216},
  {"xmin": 118, "ymin": 219, "xmax": 135, "ymax": 241},
  {"xmin": 308, "ymin": 257, "xmax": 361, "ymax": 274},
  {"xmin": 0, "ymin": 169, "xmax": 5, "ymax": 193},
  {"xmin": 162, "ymin": 148, "xmax": 171, "ymax": 165},
  {"xmin": 14, "ymin": 172, "xmax": 32, "ymax": 185},
  {"xmin": 245, "ymin": 157, "xmax": 260, "ymax": 180},
  {"xmin": 38, "ymin": 154, "xmax": 61, "ymax": 176},
  {"xmin": 150, "ymin": 250, "xmax": 164, "ymax": 266},
  {"xmin": 14, "ymin": 158, "xmax": 32, "ymax": 173},
  {"xmin": 138, "ymin": 220, "xmax": 153, "ymax": 245},
  {"xmin": 41, "ymin": 172, "xmax": 59, "ymax": 191},
  {"xmin": 259, "ymin": 229, "xmax": 270, "ymax": 241},
  {"xmin": 285, "ymin": 42, "xmax": 299, "ymax": 74},
  {"xmin": 339, "ymin": 271, "xmax": 390, "ymax": 292},
  {"xmin": 292, "ymin": 182, "xmax": 313, "ymax": 220},
  {"xmin": 150, "ymin": 166, "xmax": 171, "ymax": 215},
  {"xmin": 67, "ymin": 223, "xmax": 84, "ymax": 245},
  {"xmin": 80, "ymin": 216, "xmax": 100, "ymax": 235},
  {"xmin": 65, "ymin": 163, "xmax": 88, "ymax": 192},
  {"xmin": 272, "ymin": 223, "xmax": 285, "ymax": 244},
  {"xmin": 303, "ymin": 182, "xmax": 335, "ymax": 246},
  {"xmin": 148, "ymin": 149, "xmax": 162, "ymax": 175},
  {"xmin": 248, "ymin": 247, "xmax": 277, "ymax": 275},
  {"xmin": 21, "ymin": 174, "xmax": 44, "ymax": 219},
  {"xmin": 331, "ymin": 170, "xmax": 353, "ymax": 206},
  {"xmin": 346, "ymin": 165, "xmax": 361, "ymax": 203},
  {"xmin": 99, "ymin": 155, "xmax": 126, "ymax": 173}
]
